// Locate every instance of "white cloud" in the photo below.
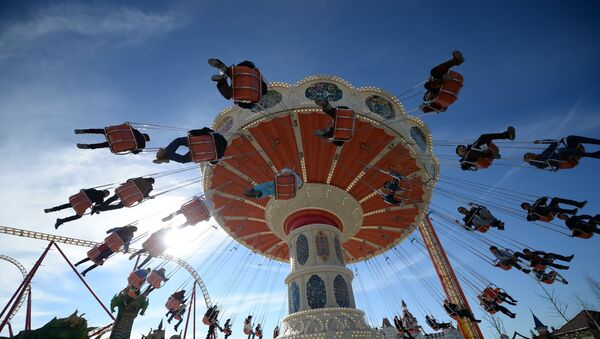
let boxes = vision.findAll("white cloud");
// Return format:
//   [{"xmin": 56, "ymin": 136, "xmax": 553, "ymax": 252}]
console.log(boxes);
[{"xmin": 0, "ymin": 3, "xmax": 183, "ymax": 61}]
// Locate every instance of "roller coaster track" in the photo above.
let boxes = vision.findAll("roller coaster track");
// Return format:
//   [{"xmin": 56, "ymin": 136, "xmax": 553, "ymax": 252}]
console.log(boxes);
[
  {"xmin": 0, "ymin": 226, "xmax": 212, "ymax": 308},
  {"xmin": 0, "ymin": 254, "xmax": 29, "ymax": 324}
]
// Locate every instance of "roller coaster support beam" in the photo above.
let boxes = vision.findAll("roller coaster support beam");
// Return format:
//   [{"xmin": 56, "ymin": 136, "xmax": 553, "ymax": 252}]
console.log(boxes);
[
  {"xmin": 417, "ymin": 216, "xmax": 483, "ymax": 339},
  {"xmin": 52, "ymin": 242, "xmax": 115, "ymax": 320},
  {"xmin": 0, "ymin": 242, "xmax": 52, "ymax": 333}
]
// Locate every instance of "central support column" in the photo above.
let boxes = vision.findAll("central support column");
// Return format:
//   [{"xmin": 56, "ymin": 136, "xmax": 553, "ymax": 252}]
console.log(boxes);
[{"xmin": 279, "ymin": 211, "xmax": 379, "ymax": 339}]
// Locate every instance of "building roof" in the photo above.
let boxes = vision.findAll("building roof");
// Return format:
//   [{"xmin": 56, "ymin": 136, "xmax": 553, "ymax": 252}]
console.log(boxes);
[
  {"xmin": 552, "ymin": 310, "xmax": 600, "ymax": 336},
  {"xmin": 531, "ymin": 311, "xmax": 546, "ymax": 329}
]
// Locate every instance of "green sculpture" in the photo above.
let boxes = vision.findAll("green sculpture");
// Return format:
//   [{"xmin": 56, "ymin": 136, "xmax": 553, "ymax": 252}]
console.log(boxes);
[
  {"xmin": 108, "ymin": 289, "xmax": 150, "ymax": 339},
  {"xmin": 0, "ymin": 311, "xmax": 89, "ymax": 339}
]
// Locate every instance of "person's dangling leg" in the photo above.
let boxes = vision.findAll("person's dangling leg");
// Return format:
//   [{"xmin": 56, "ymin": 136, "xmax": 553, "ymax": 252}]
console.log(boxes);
[
  {"xmin": 495, "ymin": 304, "xmax": 516, "ymax": 318},
  {"xmin": 473, "ymin": 128, "xmax": 515, "ymax": 148},
  {"xmin": 563, "ymin": 135, "xmax": 600, "ymax": 148},
  {"xmin": 163, "ymin": 137, "xmax": 192, "ymax": 164},
  {"xmin": 74, "ymin": 257, "xmax": 90, "ymax": 266},
  {"xmin": 44, "ymin": 203, "xmax": 72, "ymax": 213},
  {"xmin": 59, "ymin": 214, "xmax": 82, "ymax": 224},
  {"xmin": 550, "ymin": 197, "xmax": 586, "ymax": 209},
  {"xmin": 162, "ymin": 209, "xmax": 183, "ymax": 222},
  {"xmin": 216, "ymin": 78, "xmax": 233, "ymax": 100},
  {"xmin": 77, "ymin": 141, "xmax": 110, "ymax": 150},
  {"xmin": 137, "ymin": 255, "xmax": 153, "ymax": 269},
  {"xmin": 545, "ymin": 261, "xmax": 569, "ymax": 270},
  {"xmin": 129, "ymin": 249, "xmax": 145, "ymax": 260},
  {"xmin": 75, "ymin": 129, "xmax": 105, "ymax": 134},
  {"xmin": 542, "ymin": 252, "xmax": 574, "ymax": 262},
  {"xmin": 97, "ymin": 202, "xmax": 125, "ymax": 212},
  {"xmin": 430, "ymin": 51, "xmax": 465, "ymax": 79},
  {"xmin": 81, "ymin": 264, "xmax": 98, "ymax": 276}
]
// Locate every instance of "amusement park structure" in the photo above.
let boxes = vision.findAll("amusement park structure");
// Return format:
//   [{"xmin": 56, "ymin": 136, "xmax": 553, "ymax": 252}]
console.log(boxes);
[{"xmin": 203, "ymin": 75, "xmax": 482, "ymax": 338}]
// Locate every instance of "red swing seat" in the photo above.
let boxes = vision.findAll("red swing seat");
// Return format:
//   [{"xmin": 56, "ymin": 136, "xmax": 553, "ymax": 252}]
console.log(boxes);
[
  {"xmin": 275, "ymin": 173, "xmax": 297, "ymax": 200},
  {"xmin": 475, "ymin": 225, "xmax": 490, "ymax": 233},
  {"xmin": 115, "ymin": 180, "xmax": 145, "ymax": 207},
  {"xmin": 188, "ymin": 133, "xmax": 218, "ymax": 163},
  {"xmin": 330, "ymin": 109, "xmax": 356, "ymax": 142},
  {"xmin": 496, "ymin": 262, "xmax": 512, "ymax": 271},
  {"xmin": 181, "ymin": 198, "xmax": 211, "ymax": 225},
  {"xmin": 573, "ymin": 230, "xmax": 593, "ymax": 239},
  {"xmin": 472, "ymin": 143, "xmax": 499, "ymax": 169},
  {"xmin": 104, "ymin": 123, "xmax": 139, "ymax": 154},
  {"xmin": 104, "ymin": 232, "xmax": 125, "ymax": 252},
  {"xmin": 422, "ymin": 71, "xmax": 464, "ymax": 113},
  {"xmin": 231, "ymin": 66, "xmax": 263, "ymax": 103},
  {"xmin": 147, "ymin": 271, "xmax": 165, "ymax": 289},
  {"xmin": 69, "ymin": 190, "xmax": 93, "ymax": 216},
  {"xmin": 87, "ymin": 246, "xmax": 104, "ymax": 265},
  {"xmin": 535, "ymin": 213, "xmax": 555, "ymax": 223},
  {"xmin": 142, "ymin": 233, "xmax": 167, "ymax": 257},
  {"xmin": 243, "ymin": 324, "xmax": 253, "ymax": 335},
  {"xmin": 165, "ymin": 296, "xmax": 182, "ymax": 311},
  {"xmin": 480, "ymin": 287, "xmax": 500, "ymax": 302},
  {"xmin": 127, "ymin": 272, "xmax": 146, "ymax": 289},
  {"xmin": 126, "ymin": 287, "xmax": 139, "ymax": 299}
]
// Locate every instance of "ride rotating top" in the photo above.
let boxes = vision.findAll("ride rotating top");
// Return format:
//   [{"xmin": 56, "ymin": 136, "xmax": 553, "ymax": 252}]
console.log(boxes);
[{"xmin": 203, "ymin": 75, "xmax": 439, "ymax": 338}]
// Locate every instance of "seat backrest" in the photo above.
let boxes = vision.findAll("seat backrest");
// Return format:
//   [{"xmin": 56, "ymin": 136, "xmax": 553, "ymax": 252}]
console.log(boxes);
[
  {"xmin": 188, "ymin": 133, "xmax": 218, "ymax": 163},
  {"xmin": 142, "ymin": 233, "xmax": 167, "ymax": 257},
  {"xmin": 104, "ymin": 232, "xmax": 125, "ymax": 252},
  {"xmin": 331, "ymin": 109, "xmax": 356, "ymax": 141},
  {"xmin": 69, "ymin": 190, "xmax": 93, "ymax": 216},
  {"xmin": 104, "ymin": 123, "xmax": 138, "ymax": 154},
  {"xmin": 115, "ymin": 180, "xmax": 145, "ymax": 207},
  {"xmin": 231, "ymin": 66, "xmax": 262, "ymax": 103},
  {"xmin": 275, "ymin": 173, "xmax": 297, "ymax": 200},
  {"xmin": 181, "ymin": 198, "xmax": 211, "ymax": 225}
]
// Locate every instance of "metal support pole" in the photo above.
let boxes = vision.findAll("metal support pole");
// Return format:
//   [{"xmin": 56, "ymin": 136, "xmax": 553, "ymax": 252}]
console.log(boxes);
[
  {"xmin": 52, "ymin": 242, "xmax": 115, "ymax": 320},
  {"xmin": 25, "ymin": 289, "xmax": 32, "ymax": 331},
  {"xmin": 193, "ymin": 285, "xmax": 196, "ymax": 339},
  {"xmin": 183, "ymin": 283, "xmax": 195, "ymax": 339},
  {"xmin": 0, "ymin": 241, "xmax": 53, "ymax": 333},
  {"xmin": 417, "ymin": 216, "xmax": 483, "ymax": 339}
]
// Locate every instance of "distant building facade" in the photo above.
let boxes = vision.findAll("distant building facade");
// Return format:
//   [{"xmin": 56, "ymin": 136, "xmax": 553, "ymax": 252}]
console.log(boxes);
[{"xmin": 532, "ymin": 310, "xmax": 600, "ymax": 339}]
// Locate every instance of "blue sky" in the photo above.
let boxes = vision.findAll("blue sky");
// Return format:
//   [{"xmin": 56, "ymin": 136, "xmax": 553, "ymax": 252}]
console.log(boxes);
[{"xmin": 1, "ymin": 1, "xmax": 600, "ymax": 338}]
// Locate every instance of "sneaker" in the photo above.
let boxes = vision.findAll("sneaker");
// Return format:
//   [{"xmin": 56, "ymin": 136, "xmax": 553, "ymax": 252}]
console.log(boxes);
[
  {"xmin": 54, "ymin": 219, "xmax": 63, "ymax": 229},
  {"xmin": 74, "ymin": 129, "xmax": 85, "ymax": 134},
  {"xmin": 208, "ymin": 58, "xmax": 227, "ymax": 71},
  {"xmin": 565, "ymin": 254, "xmax": 574, "ymax": 262},
  {"xmin": 452, "ymin": 51, "xmax": 465, "ymax": 65},
  {"xmin": 211, "ymin": 74, "xmax": 226, "ymax": 82},
  {"xmin": 578, "ymin": 200, "xmax": 587, "ymax": 208},
  {"xmin": 506, "ymin": 126, "xmax": 516, "ymax": 140},
  {"xmin": 153, "ymin": 158, "xmax": 170, "ymax": 164},
  {"xmin": 522, "ymin": 269, "xmax": 531, "ymax": 274},
  {"xmin": 497, "ymin": 222, "xmax": 505, "ymax": 231},
  {"xmin": 44, "ymin": 208, "xmax": 53, "ymax": 213},
  {"xmin": 76, "ymin": 143, "xmax": 90, "ymax": 149},
  {"xmin": 243, "ymin": 189, "xmax": 260, "ymax": 198}
]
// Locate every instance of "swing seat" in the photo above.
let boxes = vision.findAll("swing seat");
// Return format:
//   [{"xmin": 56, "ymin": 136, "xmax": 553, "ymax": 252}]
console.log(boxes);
[
  {"xmin": 422, "ymin": 71, "xmax": 463, "ymax": 112},
  {"xmin": 126, "ymin": 287, "xmax": 139, "ymax": 299},
  {"xmin": 573, "ymin": 231, "xmax": 593, "ymax": 239},
  {"xmin": 147, "ymin": 271, "xmax": 165, "ymax": 289},
  {"xmin": 202, "ymin": 316, "xmax": 211, "ymax": 325},
  {"xmin": 231, "ymin": 66, "xmax": 263, "ymax": 103},
  {"xmin": 174, "ymin": 313, "xmax": 183, "ymax": 321},
  {"xmin": 165, "ymin": 296, "xmax": 182, "ymax": 311},
  {"xmin": 473, "ymin": 143, "xmax": 499, "ymax": 169},
  {"xmin": 87, "ymin": 247, "xmax": 103, "ymax": 265},
  {"xmin": 223, "ymin": 329, "xmax": 232, "ymax": 335},
  {"xmin": 330, "ymin": 109, "xmax": 356, "ymax": 142},
  {"xmin": 275, "ymin": 172, "xmax": 297, "ymax": 200},
  {"xmin": 188, "ymin": 133, "xmax": 218, "ymax": 163},
  {"xmin": 532, "ymin": 262, "xmax": 546, "ymax": 271},
  {"xmin": 104, "ymin": 232, "xmax": 125, "ymax": 252},
  {"xmin": 142, "ymin": 233, "xmax": 167, "ymax": 257},
  {"xmin": 69, "ymin": 190, "xmax": 93, "ymax": 216},
  {"xmin": 255, "ymin": 330, "xmax": 262, "ymax": 336},
  {"xmin": 557, "ymin": 156, "xmax": 581, "ymax": 169},
  {"xmin": 127, "ymin": 271, "xmax": 146, "ymax": 289},
  {"xmin": 541, "ymin": 277, "xmax": 555, "ymax": 285},
  {"xmin": 115, "ymin": 180, "xmax": 145, "ymax": 207},
  {"xmin": 104, "ymin": 123, "xmax": 139, "ymax": 154},
  {"xmin": 536, "ymin": 213, "xmax": 555, "ymax": 223},
  {"xmin": 497, "ymin": 263, "xmax": 512, "ymax": 271},
  {"xmin": 475, "ymin": 225, "xmax": 490, "ymax": 233},
  {"xmin": 485, "ymin": 308, "xmax": 497, "ymax": 315},
  {"xmin": 480, "ymin": 287, "xmax": 500, "ymax": 302},
  {"xmin": 181, "ymin": 198, "xmax": 211, "ymax": 225},
  {"xmin": 243, "ymin": 327, "xmax": 252, "ymax": 335}
]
